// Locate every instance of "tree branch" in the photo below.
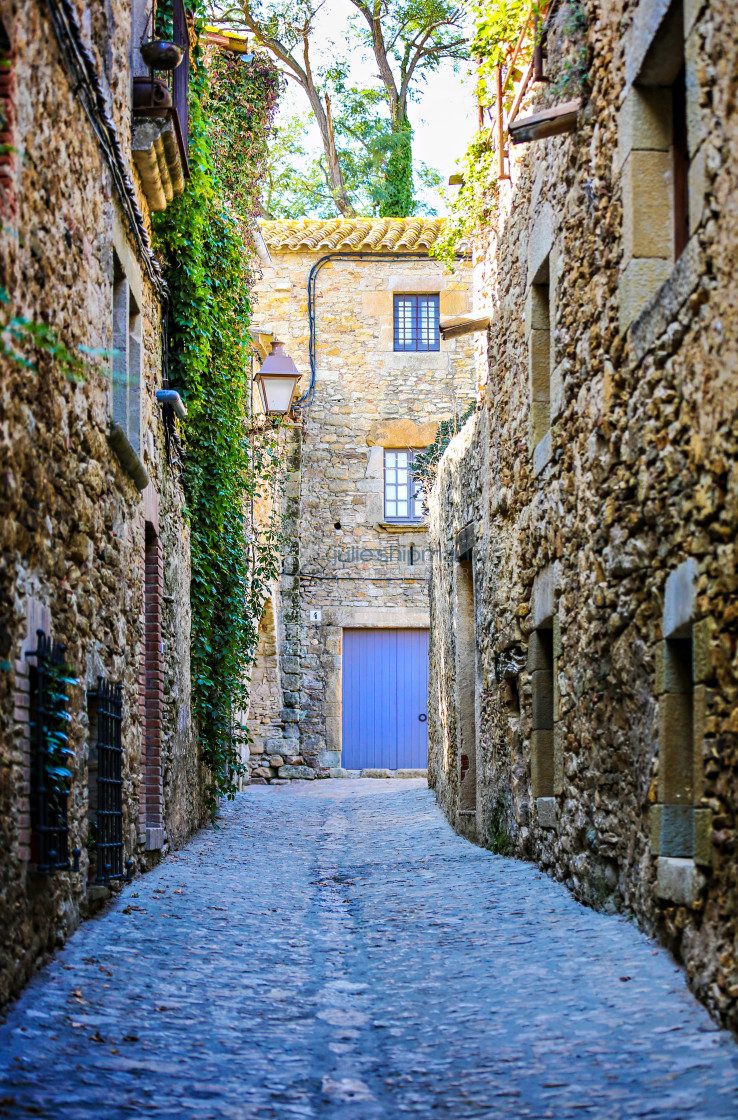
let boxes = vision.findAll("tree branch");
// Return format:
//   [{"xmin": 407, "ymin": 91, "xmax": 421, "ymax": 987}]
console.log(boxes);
[
  {"xmin": 239, "ymin": 1, "xmax": 355, "ymax": 215},
  {"xmin": 347, "ymin": 0, "xmax": 400, "ymax": 121}
]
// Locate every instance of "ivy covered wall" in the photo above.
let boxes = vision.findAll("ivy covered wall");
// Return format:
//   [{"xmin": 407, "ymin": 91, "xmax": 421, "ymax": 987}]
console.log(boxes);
[{"xmin": 153, "ymin": 7, "xmax": 282, "ymax": 816}]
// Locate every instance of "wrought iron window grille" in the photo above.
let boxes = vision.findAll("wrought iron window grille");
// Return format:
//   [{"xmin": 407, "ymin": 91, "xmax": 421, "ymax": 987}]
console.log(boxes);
[
  {"xmin": 26, "ymin": 630, "xmax": 80, "ymax": 876},
  {"xmin": 87, "ymin": 677, "xmax": 130, "ymax": 883}
]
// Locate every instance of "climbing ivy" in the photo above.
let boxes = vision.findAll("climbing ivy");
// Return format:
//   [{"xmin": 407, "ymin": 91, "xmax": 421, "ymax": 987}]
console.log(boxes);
[
  {"xmin": 473, "ymin": 0, "xmax": 543, "ymax": 95},
  {"xmin": 412, "ymin": 401, "xmax": 477, "ymax": 509},
  {"xmin": 152, "ymin": 7, "xmax": 283, "ymax": 817},
  {"xmin": 433, "ymin": 0, "xmax": 541, "ymax": 266},
  {"xmin": 435, "ymin": 0, "xmax": 587, "ymax": 264},
  {"xmin": 204, "ymin": 47, "xmax": 281, "ymax": 228},
  {"xmin": 432, "ymin": 131, "xmax": 499, "ymax": 269},
  {"xmin": 382, "ymin": 118, "xmax": 414, "ymax": 218}
]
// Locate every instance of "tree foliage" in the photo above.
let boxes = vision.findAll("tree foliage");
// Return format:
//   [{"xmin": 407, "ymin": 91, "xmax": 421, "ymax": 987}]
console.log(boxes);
[
  {"xmin": 433, "ymin": 0, "xmax": 538, "ymax": 265},
  {"xmin": 211, "ymin": 0, "xmax": 466, "ymax": 217},
  {"xmin": 204, "ymin": 46, "xmax": 282, "ymax": 224},
  {"xmin": 412, "ymin": 399, "xmax": 477, "ymax": 508}
]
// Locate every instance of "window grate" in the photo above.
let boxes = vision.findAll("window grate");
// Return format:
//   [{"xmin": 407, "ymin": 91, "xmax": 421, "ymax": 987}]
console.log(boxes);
[
  {"xmin": 27, "ymin": 631, "xmax": 74, "ymax": 875},
  {"xmin": 393, "ymin": 294, "xmax": 440, "ymax": 352},
  {"xmin": 384, "ymin": 449, "xmax": 424, "ymax": 522},
  {"xmin": 88, "ymin": 677, "xmax": 124, "ymax": 883}
]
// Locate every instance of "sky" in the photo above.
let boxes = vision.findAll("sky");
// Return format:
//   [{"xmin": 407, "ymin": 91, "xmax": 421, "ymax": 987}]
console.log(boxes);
[{"xmin": 266, "ymin": 6, "xmax": 478, "ymax": 216}]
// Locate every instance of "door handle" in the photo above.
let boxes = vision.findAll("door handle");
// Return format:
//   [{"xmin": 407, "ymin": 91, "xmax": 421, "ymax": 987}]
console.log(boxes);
[{"xmin": 418, "ymin": 713, "xmax": 427, "ymax": 722}]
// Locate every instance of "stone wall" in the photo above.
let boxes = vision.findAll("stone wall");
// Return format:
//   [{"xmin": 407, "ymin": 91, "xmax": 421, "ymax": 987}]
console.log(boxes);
[
  {"xmin": 427, "ymin": 0, "xmax": 738, "ymax": 1031},
  {"xmin": 0, "ymin": 0, "xmax": 203, "ymax": 1007},
  {"xmin": 249, "ymin": 239, "xmax": 476, "ymax": 777}
]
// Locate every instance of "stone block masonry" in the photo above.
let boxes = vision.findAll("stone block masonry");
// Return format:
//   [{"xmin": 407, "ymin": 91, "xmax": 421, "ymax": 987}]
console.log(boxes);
[
  {"xmin": 0, "ymin": 0, "xmax": 204, "ymax": 1007},
  {"xmin": 427, "ymin": 0, "xmax": 738, "ymax": 1034},
  {"xmin": 247, "ymin": 224, "xmax": 476, "ymax": 778},
  {"xmin": 2, "ymin": 782, "xmax": 738, "ymax": 1117}
]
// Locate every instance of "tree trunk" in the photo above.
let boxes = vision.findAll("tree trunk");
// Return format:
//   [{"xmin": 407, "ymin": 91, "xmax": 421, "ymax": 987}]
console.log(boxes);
[
  {"xmin": 238, "ymin": 3, "xmax": 355, "ymax": 217},
  {"xmin": 381, "ymin": 115, "xmax": 413, "ymax": 217}
]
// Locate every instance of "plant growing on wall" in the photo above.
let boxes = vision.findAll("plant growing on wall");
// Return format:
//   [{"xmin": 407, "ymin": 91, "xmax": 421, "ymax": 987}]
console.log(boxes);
[
  {"xmin": 153, "ymin": 4, "xmax": 284, "ymax": 817},
  {"xmin": 204, "ymin": 45, "xmax": 282, "ymax": 224},
  {"xmin": 412, "ymin": 400, "xmax": 477, "ymax": 508},
  {"xmin": 434, "ymin": 0, "xmax": 587, "ymax": 264}
]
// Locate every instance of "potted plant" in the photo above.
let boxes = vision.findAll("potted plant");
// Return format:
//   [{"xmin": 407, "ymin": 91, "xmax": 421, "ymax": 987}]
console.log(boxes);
[{"xmin": 139, "ymin": 1, "xmax": 184, "ymax": 71}]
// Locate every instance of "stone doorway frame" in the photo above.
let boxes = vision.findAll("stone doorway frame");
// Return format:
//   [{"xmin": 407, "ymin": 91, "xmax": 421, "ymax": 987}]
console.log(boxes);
[{"xmin": 317, "ymin": 606, "xmax": 430, "ymax": 767}]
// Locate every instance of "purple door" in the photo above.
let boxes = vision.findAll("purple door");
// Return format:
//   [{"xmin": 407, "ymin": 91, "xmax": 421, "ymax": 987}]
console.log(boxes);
[{"xmin": 342, "ymin": 628, "xmax": 429, "ymax": 770}]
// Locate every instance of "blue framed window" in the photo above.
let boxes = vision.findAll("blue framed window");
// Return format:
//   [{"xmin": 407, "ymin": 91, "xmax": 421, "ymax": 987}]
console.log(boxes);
[
  {"xmin": 384, "ymin": 450, "xmax": 423, "ymax": 522},
  {"xmin": 393, "ymin": 294, "xmax": 440, "ymax": 352}
]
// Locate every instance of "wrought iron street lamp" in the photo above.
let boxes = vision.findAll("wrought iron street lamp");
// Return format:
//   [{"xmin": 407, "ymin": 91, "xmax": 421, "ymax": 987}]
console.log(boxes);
[{"xmin": 254, "ymin": 340, "xmax": 302, "ymax": 416}]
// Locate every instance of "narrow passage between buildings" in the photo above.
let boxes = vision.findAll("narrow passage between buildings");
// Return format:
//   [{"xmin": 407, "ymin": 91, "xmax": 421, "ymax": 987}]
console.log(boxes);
[{"xmin": 1, "ymin": 780, "xmax": 737, "ymax": 1119}]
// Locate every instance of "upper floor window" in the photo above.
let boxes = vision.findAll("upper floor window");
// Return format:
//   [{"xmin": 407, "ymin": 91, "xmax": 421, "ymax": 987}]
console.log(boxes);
[
  {"xmin": 112, "ymin": 252, "xmax": 142, "ymax": 455},
  {"xmin": 393, "ymin": 294, "xmax": 439, "ymax": 352},
  {"xmin": 384, "ymin": 450, "xmax": 423, "ymax": 522}
]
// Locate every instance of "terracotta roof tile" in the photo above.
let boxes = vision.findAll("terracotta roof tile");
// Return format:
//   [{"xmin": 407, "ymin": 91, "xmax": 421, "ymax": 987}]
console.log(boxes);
[{"xmin": 260, "ymin": 217, "xmax": 447, "ymax": 254}]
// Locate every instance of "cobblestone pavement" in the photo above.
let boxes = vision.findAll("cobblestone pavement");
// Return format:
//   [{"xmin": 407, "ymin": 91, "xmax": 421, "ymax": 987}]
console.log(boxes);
[{"xmin": 2, "ymin": 781, "xmax": 738, "ymax": 1119}]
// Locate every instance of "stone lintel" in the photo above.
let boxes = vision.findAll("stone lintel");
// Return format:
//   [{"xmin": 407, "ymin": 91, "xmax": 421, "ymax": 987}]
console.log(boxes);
[
  {"xmin": 109, "ymin": 423, "xmax": 150, "ymax": 491},
  {"xmin": 531, "ymin": 565, "xmax": 556, "ymax": 629},
  {"xmin": 367, "ymin": 418, "xmax": 439, "ymax": 447},
  {"xmin": 536, "ymin": 797, "xmax": 556, "ymax": 829},
  {"xmin": 533, "ymin": 430, "xmax": 553, "ymax": 477},
  {"xmin": 656, "ymin": 856, "xmax": 705, "ymax": 907}
]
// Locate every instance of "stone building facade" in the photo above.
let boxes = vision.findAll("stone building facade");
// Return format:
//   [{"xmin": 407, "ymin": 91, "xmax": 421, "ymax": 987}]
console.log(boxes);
[
  {"xmin": 427, "ymin": 0, "xmax": 738, "ymax": 1030},
  {"xmin": 246, "ymin": 219, "xmax": 476, "ymax": 781},
  {"xmin": 0, "ymin": 0, "xmax": 204, "ymax": 1006}
]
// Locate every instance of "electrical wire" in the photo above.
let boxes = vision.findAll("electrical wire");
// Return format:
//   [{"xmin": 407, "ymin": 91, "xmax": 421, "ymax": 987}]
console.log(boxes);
[
  {"xmin": 294, "ymin": 250, "xmax": 468, "ymax": 411},
  {"xmin": 44, "ymin": 0, "xmax": 167, "ymax": 300}
]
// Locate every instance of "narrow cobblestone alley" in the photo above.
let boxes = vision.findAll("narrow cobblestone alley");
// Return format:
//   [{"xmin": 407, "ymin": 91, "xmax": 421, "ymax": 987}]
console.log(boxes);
[{"xmin": 2, "ymin": 781, "xmax": 738, "ymax": 1120}]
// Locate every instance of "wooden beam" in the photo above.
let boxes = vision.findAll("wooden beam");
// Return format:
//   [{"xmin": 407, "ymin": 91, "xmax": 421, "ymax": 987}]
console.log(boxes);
[
  {"xmin": 440, "ymin": 314, "xmax": 491, "ymax": 340},
  {"xmin": 506, "ymin": 57, "xmax": 534, "ymax": 131},
  {"xmin": 504, "ymin": 11, "xmax": 531, "ymax": 91},
  {"xmin": 508, "ymin": 98, "xmax": 581, "ymax": 144},
  {"xmin": 202, "ymin": 27, "xmax": 252, "ymax": 53},
  {"xmin": 455, "ymin": 523, "xmax": 474, "ymax": 561},
  {"xmin": 496, "ymin": 65, "xmax": 507, "ymax": 179}
]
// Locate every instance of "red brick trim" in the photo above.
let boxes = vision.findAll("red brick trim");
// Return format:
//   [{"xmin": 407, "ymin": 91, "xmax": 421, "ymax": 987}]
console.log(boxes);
[
  {"xmin": 0, "ymin": 27, "xmax": 16, "ymax": 222},
  {"xmin": 139, "ymin": 521, "xmax": 164, "ymax": 845},
  {"xmin": 14, "ymin": 659, "xmax": 31, "ymax": 861}
]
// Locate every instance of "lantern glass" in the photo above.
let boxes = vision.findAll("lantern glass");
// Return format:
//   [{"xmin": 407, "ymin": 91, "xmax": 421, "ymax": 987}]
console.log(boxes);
[
  {"xmin": 257, "ymin": 373, "xmax": 299, "ymax": 415},
  {"xmin": 255, "ymin": 339, "xmax": 301, "ymax": 415}
]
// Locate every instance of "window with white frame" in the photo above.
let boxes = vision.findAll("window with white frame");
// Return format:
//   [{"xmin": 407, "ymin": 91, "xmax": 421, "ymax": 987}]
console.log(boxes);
[
  {"xmin": 384, "ymin": 449, "xmax": 423, "ymax": 522},
  {"xmin": 112, "ymin": 251, "xmax": 142, "ymax": 455},
  {"xmin": 393, "ymin": 294, "xmax": 440, "ymax": 352}
]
